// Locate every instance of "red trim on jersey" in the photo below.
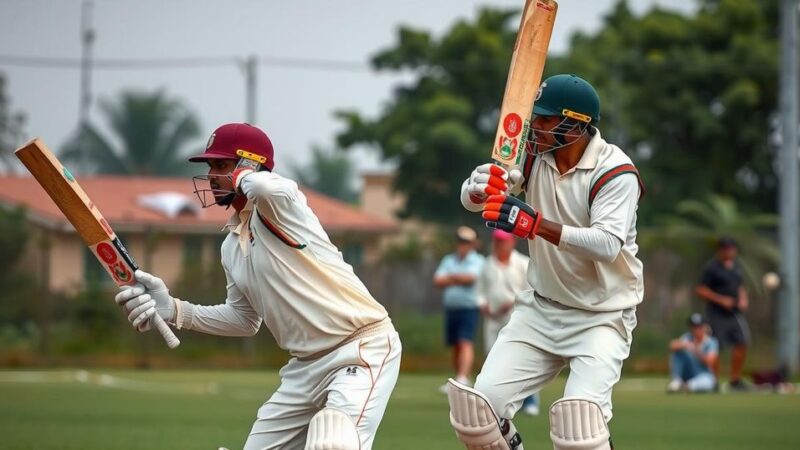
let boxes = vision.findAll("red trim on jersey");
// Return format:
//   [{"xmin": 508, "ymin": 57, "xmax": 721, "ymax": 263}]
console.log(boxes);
[
  {"xmin": 254, "ymin": 211, "xmax": 306, "ymax": 249},
  {"xmin": 588, "ymin": 164, "xmax": 645, "ymax": 207}
]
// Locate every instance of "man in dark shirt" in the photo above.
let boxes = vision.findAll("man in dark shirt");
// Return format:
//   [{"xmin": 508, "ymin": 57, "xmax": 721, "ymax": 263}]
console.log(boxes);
[{"xmin": 695, "ymin": 237, "xmax": 751, "ymax": 391}]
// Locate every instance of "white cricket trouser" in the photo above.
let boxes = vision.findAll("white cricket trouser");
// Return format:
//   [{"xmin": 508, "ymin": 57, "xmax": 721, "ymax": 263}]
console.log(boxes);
[
  {"xmin": 483, "ymin": 315, "xmax": 511, "ymax": 352},
  {"xmin": 244, "ymin": 331, "xmax": 401, "ymax": 450},
  {"xmin": 475, "ymin": 292, "xmax": 636, "ymax": 423}
]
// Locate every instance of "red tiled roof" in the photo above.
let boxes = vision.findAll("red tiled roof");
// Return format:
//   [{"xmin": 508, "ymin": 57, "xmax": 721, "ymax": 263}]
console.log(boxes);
[{"xmin": 0, "ymin": 175, "xmax": 397, "ymax": 234}]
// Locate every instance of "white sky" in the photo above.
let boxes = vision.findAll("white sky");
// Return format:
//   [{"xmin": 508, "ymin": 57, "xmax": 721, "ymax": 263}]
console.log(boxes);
[{"xmin": 0, "ymin": 0, "xmax": 694, "ymax": 174}]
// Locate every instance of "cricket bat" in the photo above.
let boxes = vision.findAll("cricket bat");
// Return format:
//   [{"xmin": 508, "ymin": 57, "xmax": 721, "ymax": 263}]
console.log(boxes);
[
  {"xmin": 491, "ymin": 0, "xmax": 558, "ymax": 167},
  {"xmin": 15, "ymin": 138, "xmax": 180, "ymax": 349}
]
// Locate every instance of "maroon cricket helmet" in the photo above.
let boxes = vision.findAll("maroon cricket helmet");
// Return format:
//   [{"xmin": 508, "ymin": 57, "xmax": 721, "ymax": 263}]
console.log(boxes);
[{"xmin": 188, "ymin": 123, "xmax": 275, "ymax": 170}]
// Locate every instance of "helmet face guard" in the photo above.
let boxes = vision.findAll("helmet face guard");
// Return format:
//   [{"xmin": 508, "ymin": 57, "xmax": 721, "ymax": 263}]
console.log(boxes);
[
  {"xmin": 192, "ymin": 173, "xmax": 236, "ymax": 208},
  {"xmin": 526, "ymin": 111, "xmax": 592, "ymax": 156}
]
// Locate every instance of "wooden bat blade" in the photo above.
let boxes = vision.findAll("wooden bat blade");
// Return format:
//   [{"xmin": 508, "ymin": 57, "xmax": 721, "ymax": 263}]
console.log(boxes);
[
  {"xmin": 491, "ymin": 0, "xmax": 558, "ymax": 167},
  {"xmin": 14, "ymin": 138, "xmax": 180, "ymax": 349}
]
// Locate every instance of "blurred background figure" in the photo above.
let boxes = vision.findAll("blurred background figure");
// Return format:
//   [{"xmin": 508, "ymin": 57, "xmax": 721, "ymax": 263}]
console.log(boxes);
[
  {"xmin": 667, "ymin": 313, "xmax": 719, "ymax": 393},
  {"xmin": 477, "ymin": 229, "xmax": 539, "ymax": 415},
  {"xmin": 695, "ymin": 237, "xmax": 751, "ymax": 391},
  {"xmin": 434, "ymin": 226, "xmax": 484, "ymax": 392}
]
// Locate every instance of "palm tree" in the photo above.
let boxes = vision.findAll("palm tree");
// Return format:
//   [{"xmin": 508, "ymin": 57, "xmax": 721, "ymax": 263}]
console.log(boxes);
[
  {"xmin": 292, "ymin": 146, "xmax": 358, "ymax": 203},
  {"xmin": 647, "ymin": 194, "xmax": 779, "ymax": 298},
  {"xmin": 61, "ymin": 90, "xmax": 201, "ymax": 175}
]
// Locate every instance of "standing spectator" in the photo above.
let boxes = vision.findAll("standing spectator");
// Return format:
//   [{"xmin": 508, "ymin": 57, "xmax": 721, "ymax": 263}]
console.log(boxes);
[
  {"xmin": 695, "ymin": 237, "xmax": 751, "ymax": 391},
  {"xmin": 667, "ymin": 313, "xmax": 719, "ymax": 393},
  {"xmin": 477, "ymin": 229, "xmax": 540, "ymax": 415},
  {"xmin": 434, "ymin": 226, "xmax": 485, "ymax": 391}
]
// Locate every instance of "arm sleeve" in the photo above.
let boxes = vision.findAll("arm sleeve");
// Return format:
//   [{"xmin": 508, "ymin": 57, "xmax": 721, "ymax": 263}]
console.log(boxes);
[
  {"xmin": 239, "ymin": 171, "xmax": 309, "ymax": 247},
  {"xmin": 434, "ymin": 256, "xmax": 451, "ymax": 278},
  {"xmin": 177, "ymin": 266, "xmax": 262, "ymax": 337},
  {"xmin": 558, "ymin": 174, "xmax": 639, "ymax": 263}
]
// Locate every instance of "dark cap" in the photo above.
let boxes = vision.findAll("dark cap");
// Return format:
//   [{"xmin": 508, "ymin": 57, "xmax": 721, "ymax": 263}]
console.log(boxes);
[
  {"xmin": 717, "ymin": 236, "xmax": 737, "ymax": 249},
  {"xmin": 188, "ymin": 123, "xmax": 275, "ymax": 170},
  {"xmin": 688, "ymin": 313, "xmax": 706, "ymax": 327}
]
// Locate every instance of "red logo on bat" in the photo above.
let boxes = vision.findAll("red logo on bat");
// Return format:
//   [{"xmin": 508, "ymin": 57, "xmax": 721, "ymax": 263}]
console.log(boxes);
[
  {"xmin": 95, "ymin": 242, "xmax": 118, "ymax": 264},
  {"xmin": 503, "ymin": 113, "xmax": 523, "ymax": 138}
]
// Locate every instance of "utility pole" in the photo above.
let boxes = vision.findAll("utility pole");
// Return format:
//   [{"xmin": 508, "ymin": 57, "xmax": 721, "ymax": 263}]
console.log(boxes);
[
  {"xmin": 778, "ymin": 0, "xmax": 800, "ymax": 375},
  {"xmin": 244, "ymin": 55, "xmax": 258, "ymax": 124},
  {"xmin": 78, "ymin": 0, "xmax": 95, "ymax": 170}
]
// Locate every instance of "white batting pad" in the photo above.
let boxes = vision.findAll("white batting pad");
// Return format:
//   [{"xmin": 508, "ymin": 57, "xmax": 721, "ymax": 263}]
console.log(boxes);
[
  {"xmin": 549, "ymin": 398, "xmax": 610, "ymax": 450},
  {"xmin": 447, "ymin": 378, "xmax": 517, "ymax": 450},
  {"xmin": 304, "ymin": 408, "xmax": 360, "ymax": 450}
]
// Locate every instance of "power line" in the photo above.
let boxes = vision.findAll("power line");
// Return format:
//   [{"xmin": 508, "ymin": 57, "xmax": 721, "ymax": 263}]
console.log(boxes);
[{"xmin": 0, "ymin": 54, "xmax": 368, "ymax": 72}]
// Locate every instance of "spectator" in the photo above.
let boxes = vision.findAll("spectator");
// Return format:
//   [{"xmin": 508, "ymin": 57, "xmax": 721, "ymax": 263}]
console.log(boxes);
[
  {"xmin": 667, "ymin": 313, "xmax": 719, "ymax": 393},
  {"xmin": 477, "ymin": 229, "xmax": 540, "ymax": 415},
  {"xmin": 695, "ymin": 237, "xmax": 751, "ymax": 391},
  {"xmin": 434, "ymin": 226, "xmax": 485, "ymax": 392}
]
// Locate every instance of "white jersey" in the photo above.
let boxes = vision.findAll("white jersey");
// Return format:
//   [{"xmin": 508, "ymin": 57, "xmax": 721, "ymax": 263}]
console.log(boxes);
[
  {"xmin": 519, "ymin": 130, "xmax": 644, "ymax": 311},
  {"xmin": 182, "ymin": 171, "xmax": 389, "ymax": 358},
  {"xmin": 477, "ymin": 249, "xmax": 530, "ymax": 325}
]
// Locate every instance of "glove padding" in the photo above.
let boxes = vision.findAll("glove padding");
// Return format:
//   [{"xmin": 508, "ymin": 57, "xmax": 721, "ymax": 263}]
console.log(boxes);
[
  {"xmin": 482, "ymin": 194, "xmax": 542, "ymax": 239},
  {"xmin": 114, "ymin": 270, "xmax": 177, "ymax": 333},
  {"xmin": 466, "ymin": 164, "xmax": 522, "ymax": 204}
]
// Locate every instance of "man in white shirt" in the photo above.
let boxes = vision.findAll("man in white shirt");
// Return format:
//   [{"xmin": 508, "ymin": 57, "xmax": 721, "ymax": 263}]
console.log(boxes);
[
  {"xmin": 114, "ymin": 123, "xmax": 401, "ymax": 450},
  {"xmin": 448, "ymin": 75, "xmax": 644, "ymax": 450},
  {"xmin": 477, "ymin": 229, "xmax": 539, "ymax": 415}
]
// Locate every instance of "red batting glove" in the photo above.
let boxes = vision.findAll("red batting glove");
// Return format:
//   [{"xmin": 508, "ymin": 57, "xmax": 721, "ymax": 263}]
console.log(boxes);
[{"xmin": 482, "ymin": 195, "xmax": 542, "ymax": 239}]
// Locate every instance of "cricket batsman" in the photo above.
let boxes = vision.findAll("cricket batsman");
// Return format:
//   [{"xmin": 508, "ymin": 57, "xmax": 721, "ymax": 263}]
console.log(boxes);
[
  {"xmin": 114, "ymin": 123, "xmax": 401, "ymax": 450},
  {"xmin": 449, "ymin": 74, "xmax": 644, "ymax": 449}
]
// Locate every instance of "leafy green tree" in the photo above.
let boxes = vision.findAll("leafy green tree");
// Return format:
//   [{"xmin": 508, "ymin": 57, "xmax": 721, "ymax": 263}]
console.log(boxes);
[
  {"xmin": 549, "ymin": 0, "xmax": 780, "ymax": 221},
  {"xmin": 0, "ymin": 73, "xmax": 26, "ymax": 173},
  {"xmin": 337, "ymin": 9, "xmax": 519, "ymax": 222},
  {"xmin": 61, "ymin": 90, "xmax": 201, "ymax": 175},
  {"xmin": 291, "ymin": 146, "xmax": 358, "ymax": 203},
  {"xmin": 337, "ymin": 1, "xmax": 780, "ymax": 224}
]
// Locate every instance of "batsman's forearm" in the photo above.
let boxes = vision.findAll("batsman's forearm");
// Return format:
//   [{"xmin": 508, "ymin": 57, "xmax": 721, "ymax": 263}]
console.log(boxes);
[
  {"xmin": 176, "ymin": 300, "xmax": 262, "ymax": 337},
  {"xmin": 555, "ymin": 225, "xmax": 622, "ymax": 262}
]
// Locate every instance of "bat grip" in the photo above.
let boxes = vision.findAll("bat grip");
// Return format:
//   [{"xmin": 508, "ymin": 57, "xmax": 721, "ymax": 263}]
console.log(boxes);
[{"xmin": 151, "ymin": 312, "xmax": 181, "ymax": 349}]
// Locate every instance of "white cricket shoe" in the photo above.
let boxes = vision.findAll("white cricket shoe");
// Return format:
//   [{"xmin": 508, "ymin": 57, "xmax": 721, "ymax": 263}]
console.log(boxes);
[{"xmin": 667, "ymin": 378, "xmax": 684, "ymax": 393}]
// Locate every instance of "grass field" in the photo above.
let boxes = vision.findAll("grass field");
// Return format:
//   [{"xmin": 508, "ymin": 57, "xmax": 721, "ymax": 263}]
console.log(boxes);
[{"xmin": 1, "ymin": 370, "xmax": 799, "ymax": 449}]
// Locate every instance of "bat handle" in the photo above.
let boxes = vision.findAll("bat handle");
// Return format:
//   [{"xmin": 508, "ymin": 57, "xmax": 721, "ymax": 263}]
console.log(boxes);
[{"xmin": 151, "ymin": 312, "xmax": 181, "ymax": 349}]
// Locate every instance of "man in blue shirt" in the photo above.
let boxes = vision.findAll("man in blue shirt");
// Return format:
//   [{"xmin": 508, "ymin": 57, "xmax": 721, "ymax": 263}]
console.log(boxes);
[
  {"xmin": 434, "ymin": 226, "xmax": 486, "ymax": 391},
  {"xmin": 667, "ymin": 313, "xmax": 719, "ymax": 393}
]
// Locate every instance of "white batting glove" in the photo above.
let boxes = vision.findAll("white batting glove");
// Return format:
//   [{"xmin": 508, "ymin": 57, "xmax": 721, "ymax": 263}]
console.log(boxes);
[
  {"xmin": 465, "ymin": 163, "xmax": 522, "ymax": 203},
  {"xmin": 134, "ymin": 270, "xmax": 177, "ymax": 322},
  {"xmin": 115, "ymin": 284, "xmax": 156, "ymax": 332}
]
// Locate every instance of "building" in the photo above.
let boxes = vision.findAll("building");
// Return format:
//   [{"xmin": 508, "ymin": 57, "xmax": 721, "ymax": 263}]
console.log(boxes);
[{"xmin": 0, "ymin": 175, "xmax": 397, "ymax": 294}]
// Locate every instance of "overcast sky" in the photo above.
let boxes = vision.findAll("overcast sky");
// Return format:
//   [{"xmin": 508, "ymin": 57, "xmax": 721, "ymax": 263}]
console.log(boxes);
[{"xmin": 0, "ymin": 0, "xmax": 695, "ymax": 175}]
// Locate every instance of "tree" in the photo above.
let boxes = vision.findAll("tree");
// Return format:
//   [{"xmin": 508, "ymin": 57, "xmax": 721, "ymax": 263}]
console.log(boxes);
[
  {"xmin": 61, "ymin": 90, "xmax": 201, "ymax": 175},
  {"xmin": 0, "ymin": 73, "xmax": 26, "ymax": 173},
  {"xmin": 337, "ymin": 9, "xmax": 519, "ymax": 223},
  {"xmin": 291, "ymin": 146, "xmax": 358, "ymax": 203},
  {"xmin": 548, "ymin": 0, "xmax": 780, "ymax": 221},
  {"xmin": 336, "ymin": 1, "xmax": 781, "ymax": 224}
]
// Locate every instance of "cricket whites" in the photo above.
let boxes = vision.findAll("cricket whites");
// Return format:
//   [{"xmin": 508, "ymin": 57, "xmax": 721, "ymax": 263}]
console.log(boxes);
[
  {"xmin": 491, "ymin": 0, "xmax": 558, "ymax": 167},
  {"xmin": 15, "ymin": 138, "xmax": 180, "ymax": 349}
]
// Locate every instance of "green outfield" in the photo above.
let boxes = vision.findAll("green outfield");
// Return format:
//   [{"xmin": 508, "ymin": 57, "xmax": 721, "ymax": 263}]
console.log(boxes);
[{"xmin": 0, "ymin": 370, "xmax": 798, "ymax": 450}]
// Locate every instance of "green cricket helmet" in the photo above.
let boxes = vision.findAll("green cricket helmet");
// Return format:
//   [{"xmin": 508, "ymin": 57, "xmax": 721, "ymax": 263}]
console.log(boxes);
[{"xmin": 533, "ymin": 74, "xmax": 600, "ymax": 124}]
